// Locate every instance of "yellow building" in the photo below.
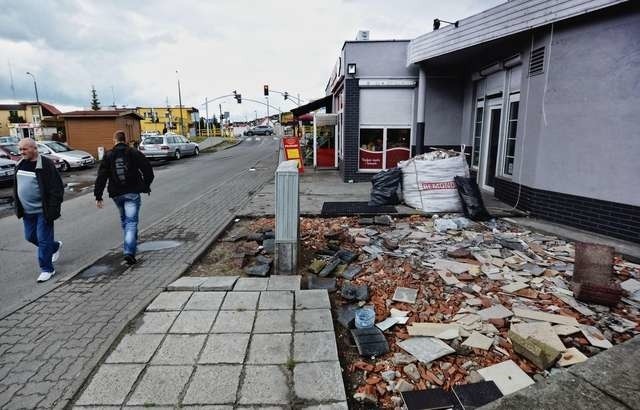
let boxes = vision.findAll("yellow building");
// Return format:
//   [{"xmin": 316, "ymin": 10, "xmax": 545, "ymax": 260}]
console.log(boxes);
[
  {"xmin": 0, "ymin": 102, "xmax": 61, "ymax": 138},
  {"xmin": 135, "ymin": 106, "xmax": 199, "ymax": 136}
]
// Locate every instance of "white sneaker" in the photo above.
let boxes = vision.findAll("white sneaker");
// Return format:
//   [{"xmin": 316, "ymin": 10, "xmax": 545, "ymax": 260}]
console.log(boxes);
[
  {"xmin": 37, "ymin": 271, "xmax": 56, "ymax": 283},
  {"xmin": 52, "ymin": 241, "xmax": 63, "ymax": 263}
]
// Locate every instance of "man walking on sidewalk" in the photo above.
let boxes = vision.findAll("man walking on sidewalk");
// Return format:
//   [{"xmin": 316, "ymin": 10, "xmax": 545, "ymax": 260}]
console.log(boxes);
[
  {"xmin": 94, "ymin": 131, "xmax": 154, "ymax": 265},
  {"xmin": 14, "ymin": 138, "xmax": 64, "ymax": 282}
]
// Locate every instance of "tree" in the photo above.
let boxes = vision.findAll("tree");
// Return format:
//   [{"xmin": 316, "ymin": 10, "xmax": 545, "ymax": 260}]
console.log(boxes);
[{"xmin": 90, "ymin": 86, "xmax": 101, "ymax": 110}]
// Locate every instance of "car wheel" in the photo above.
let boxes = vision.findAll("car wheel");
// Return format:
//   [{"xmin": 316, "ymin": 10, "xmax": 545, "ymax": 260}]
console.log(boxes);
[
  {"xmin": 60, "ymin": 161, "xmax": 70, "ymax": 172},
  {"xmin": 267, "ymin": 131, "xmax": 272, "ymax": 136},
  {"xmin": 194, "ymin": 147, "xmax": 199, "ymax": 156},
  {"xmin": 175, "ymin": 150, "xmax": 181, "ymax": 160},
  {"xmin": 247, "ymin": 131, "xmax": 253, "ymax": 136}
]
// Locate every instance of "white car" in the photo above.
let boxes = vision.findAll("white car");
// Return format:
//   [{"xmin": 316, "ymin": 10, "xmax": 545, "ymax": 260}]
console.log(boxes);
[{"xmin": 37, "ymin": 141, "xmax": 95, "ymax": 172}]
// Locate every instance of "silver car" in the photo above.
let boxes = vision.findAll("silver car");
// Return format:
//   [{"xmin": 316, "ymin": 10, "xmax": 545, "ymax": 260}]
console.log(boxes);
[
  {"xmin": 139, "ymin": 134, "xmax": 199, "ymax": 160},
  {"xmin": 37, "ymin": 141, "xmax": 95, "ymax": 172},
  {"xmin": 0, "ymin": 156, "xmax": 16, "ymax": 186}
]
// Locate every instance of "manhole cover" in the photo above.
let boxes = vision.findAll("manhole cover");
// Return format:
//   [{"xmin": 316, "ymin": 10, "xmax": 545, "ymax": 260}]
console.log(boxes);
[{"xmin": 137, "ymin": 240, "xmax": 183, "ymax": 252}]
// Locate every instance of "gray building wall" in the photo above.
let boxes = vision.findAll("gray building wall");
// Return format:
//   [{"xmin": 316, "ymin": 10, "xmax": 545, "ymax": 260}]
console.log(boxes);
[
  {"xmin": 345, "ymin": 41, "xmax": 417, "ymax": 78},
  {"xmin": 423, "ymin": 78, "xmax": 464, "ymax": 146}
]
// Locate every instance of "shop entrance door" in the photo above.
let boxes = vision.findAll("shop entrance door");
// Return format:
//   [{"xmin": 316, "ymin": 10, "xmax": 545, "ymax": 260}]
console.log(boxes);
[
  {"xmin": 482, "ymin": 107, "xmax": 502, "ymax": 191},
  {"xmin": 316, "ymin": 126, "xmax": 336, "ymax": 167}
]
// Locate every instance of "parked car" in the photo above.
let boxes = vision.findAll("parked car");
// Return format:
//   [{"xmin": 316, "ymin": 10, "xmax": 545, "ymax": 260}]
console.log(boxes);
[
  {"xmin": 36, "ymin": 141, "xmax": 95, "ymax": 172},
  {"xmin": 0, "ymin": 156, "xmax": 16, "ymax": 186},
  {"xmin": 244, "ymin": 125, "xmax": 273, "ymax": 136},
  {"xmin": 0, "ymin": 136, "xmax": 19, "ymax": 144},
  {"xmin": 0, "ymin": 143, "xmax": 64, "ymax": 170},
  {"xmin": 139, "ymin": 133, "xmax": 199, "ymax": 160}
]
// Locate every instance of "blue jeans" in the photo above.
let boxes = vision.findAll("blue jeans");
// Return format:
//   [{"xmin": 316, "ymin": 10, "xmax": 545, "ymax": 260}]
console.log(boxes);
[
  {"xmin": 23, "ymin": 213, "xmax": 60, "ymax": 273},
  {"xmin": 113, "ymin": 193, "xmax": 141, "ymax": 257}
]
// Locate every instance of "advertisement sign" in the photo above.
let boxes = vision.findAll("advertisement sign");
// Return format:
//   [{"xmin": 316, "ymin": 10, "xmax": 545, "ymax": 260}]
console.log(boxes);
[
  {"xmin": 359, "ymin": 149, "xmax": 383, "ymax": 170},
  {"xmin": 282, "ymin": 137, "xmax": 304, "ymax": 173}
]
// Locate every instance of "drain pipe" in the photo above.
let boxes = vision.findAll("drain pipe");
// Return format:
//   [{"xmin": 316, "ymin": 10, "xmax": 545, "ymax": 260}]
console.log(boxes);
[{"xmin": 416, "ymin": 67, "xmax": 426, "ymax": 155}]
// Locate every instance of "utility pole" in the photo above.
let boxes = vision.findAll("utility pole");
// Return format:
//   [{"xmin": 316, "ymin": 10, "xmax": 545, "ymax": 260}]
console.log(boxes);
[
  {"xmin": 266, "ymin": 96, "xmax": 270, "ymax": 125},
  {"xmin": 176, "ymin": 70, "xmax": 184, "ymax": 136},
  {"xmin": 204, "ymin": 97, "xmax": 210, "ymax": 137},
  {"xmin": 26, "ymin": 71, "xmax": 41, "ymax": 136},
  {"xmin": 219, "ymin": 103, "xmax": 223, "ymax": 137}
]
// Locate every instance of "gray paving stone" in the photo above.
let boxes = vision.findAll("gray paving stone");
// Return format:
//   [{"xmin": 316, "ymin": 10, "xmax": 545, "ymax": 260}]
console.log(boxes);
[
  {"xmin": 184, "ymin": 291, "xmax": 226, "ymax": 310},
  {"xmin": 181, "ymin": 407, "xmax": 233, "ymax": 410},
  {"xmin": 167, "ymin": 277, "xmax": 206, "ymax": 291},
  {"xmin": 254, "ymin": 310, "xmax": 293, "ymax": 333},
  {"xmin": 294, "ymin": 332, "xmax": 339, "ymax": 362},
  {"xmin": 127, "ymin": 365, "xmax": 192, "ymax": 405},
  {"xmin": 199, "ymin": 276, "xmax": 239, "ymax": 291},
  {"xmin": 182, "ymin": 365, "xmax": 242, "ymax": 405},
  {"xmin": 295, "ymin": 309, "xmax": 334, "ymax": 332},
  {"xmin": 134, "ymin": 311, "xmax": 179, "ymax": 334},
  {"xmin": 301, "ymin": 404, "xmax": 349, "ymax": 410},
  {"xmin": 294, "ymin": 362, "xmax": 346, "ymax": 402},
  {"xmin": 169, "ymin": 311, "xmax": 217, "ymax": 334},
  {"xmin": 221, "ymin": 292, "xmax": 260, "ymax": 310},
  {"xmin": 238, "ymin": 365, "xmax": 290, "ymax": 405},
  {"xmin": 259, "ymin": 291, "xmax": 294, "ymax": 310},
  {"xmin": 234, "ymin": 277, "xmax": 269, "ymax": 291},
  {"xmin": 295, "ymin": 290, "xmax": 331, "ymax": 310},
  {"xmin": 151, "ymin": 334, "xmax": 206, "ymax": 365},
  {"xmin": 105, "ymin": 334, "xmax": 164, "ymax": 364},
  {"xmin": 211, "ymin": 310, "xmax": 256, "ymax": 333},
  {"xmin": 247, "ymin": 334, "xmax": 292, "ymax": 364},
  {"xmin": 75, "ymin": 364, "xmax": 144, "ymax": 405},
  {"xmin": 146, "ymin": 291, "xmax": 192, "ymax": 311},
  {"xmin": 199, "ymin": 333, "xmax": 250, "ymax": 364},
  {"xmin": 267, "ymin": 275, "xmax": 301, "ymax": 291}
]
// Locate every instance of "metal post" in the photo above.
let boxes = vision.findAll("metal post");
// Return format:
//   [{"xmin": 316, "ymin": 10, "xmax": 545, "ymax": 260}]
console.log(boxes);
[
  {"xmin": 266, "ymin": 96, "xmax": 270, "ymax": 124},
  {"xmin": 205, "ymin": 97, "xmax": 210, "ymax": 137},
  {"xmin": 219, "ymin": 104, "xmax": 223, "ymax": 137},
  {"xmin": 176, "ymin": 70, "xmax": 184, "ymax": 136},
  {"xmin": 275, "ymin": 160, "xmax": 299, "ymax": 275},
  {"xmin": 416, "ymin": 67, "xmax": 427, "ymax": 155}
]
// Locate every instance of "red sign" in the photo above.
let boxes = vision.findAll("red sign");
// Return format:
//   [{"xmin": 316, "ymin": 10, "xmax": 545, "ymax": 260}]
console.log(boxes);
[
  {"xmin": 282, "ymin": 137, "xmax": 304, "ymax": 173},
  {"xmin": 359, "ymin": 149, "xmax": 382, "ymax": 170}
]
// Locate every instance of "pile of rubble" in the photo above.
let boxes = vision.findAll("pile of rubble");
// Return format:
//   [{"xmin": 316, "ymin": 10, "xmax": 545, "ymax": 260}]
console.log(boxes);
[{"xmin": 298, "ymin": 214, "xmax": 640, "ymax": 409}]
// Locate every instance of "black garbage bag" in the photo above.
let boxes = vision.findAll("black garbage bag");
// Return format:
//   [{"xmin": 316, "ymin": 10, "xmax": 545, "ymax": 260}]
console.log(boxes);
[
  {"xmin": 454, "ymin": 176, "xmax": 491, "ymax": 221},
  {"xmin": 369, "ymin": 167, "xmax": 402, "ymax": 206}
]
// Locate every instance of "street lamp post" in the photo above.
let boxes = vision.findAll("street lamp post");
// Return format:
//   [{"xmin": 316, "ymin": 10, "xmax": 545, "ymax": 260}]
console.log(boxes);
[
  {"xmin": 176, "ymin": 70, "xmax": 184, "ymax": 136},
  {"xmin": 26, "ymin": 72, "xmax": 42, "ymax": 126}
]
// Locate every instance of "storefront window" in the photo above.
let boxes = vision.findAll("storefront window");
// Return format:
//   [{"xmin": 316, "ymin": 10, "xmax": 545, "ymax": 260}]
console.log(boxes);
[
  {"xmin": 359, "ymin": 128, "xmax": 383, "ymax": 170},
  {"xmin": 503, "ymin": 98, "xmax": 519, "ymax": 175},
  {"xmin": 359, "ymin": 128, "xmax": 411, "ymax": 171},
  {"xmin": 385, "ymin": 128, "xmax": 411, "ymax": 168},
  {"xmin": 471, "ymin": 106, "xmax": 484, "ymax": 168}
]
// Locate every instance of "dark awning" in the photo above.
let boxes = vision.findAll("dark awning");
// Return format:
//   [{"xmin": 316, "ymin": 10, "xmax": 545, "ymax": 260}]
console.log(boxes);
[{"xmin": 291, "ymin": 95, "xmax": 333, "ymax": 117}]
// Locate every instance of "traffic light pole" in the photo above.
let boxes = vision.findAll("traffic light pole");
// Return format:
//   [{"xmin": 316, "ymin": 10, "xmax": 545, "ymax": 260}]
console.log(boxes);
[{"xmin": 268, "ymin": 89, "xmax": 305, "ymax": 106}]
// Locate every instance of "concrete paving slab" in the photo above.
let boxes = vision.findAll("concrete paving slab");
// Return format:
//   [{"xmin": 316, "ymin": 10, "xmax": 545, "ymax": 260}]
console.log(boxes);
[
  {"xmin": 238, "ymin": 365, "xmax": 290, "ymax": 405},
  {"xmin": 75, "ymin": 364, "xmax": 144, "ymax": 405},
  {"xmin": 301, "ymin": 404, "xmax": 349, "ymax": 410},
  {"xmin": 105, "ymin": 334, "xmax": 164, "ymax": 364},
  {"xmin": 234, "ymin": 277, "xmax": 269, "ymax": 291},
  {"xmin": 247, "ymin": 333, "xmax": 292, "ymax": 364},
  {"xmin": 294, "ymin": 362, "xmax": 346, "ymax": 402},
  {"xmin": 146, "ymin": 291, "xmax": 193, "ymax": 311},
  {"xmin": 295, "ymin": 290, "xmax": 331, "ymax": 310},
  {"xmin": 199, "ymin": 333, "xmax": 251, "ymax": 364},
  {"xmin": 180, "ymin": 407, "xmax": 233, "ymax": 410},
  {"xmin": 151, "ymin": 334, "xmax": 206, "ymax": 365},
  {"xmin": 184, "ymin": 291, "xmax": 226, "ymax": 311},
  {"xmin": 267, "ymin": 275, "xmax": 301, "ymax": 291},
  {"xmin": 167, "ymin": 277, "xmax": 206, "ymax": 291},
  {"xmin": 259, "ymin": 291, "xmax": 294, "ymax": 310},
  {"xmin": 253, "ymin": 310, "xmax": 293, "ymax": 333},
  {"xmin": 295, "ymin": 309, "xmax": 334, "ymax": 332},
  {"xmin": 199, "ymin": 276, "xmax": 239, "ymax": 291},
  {"xmin": 134, "ymin": 311, "xmax": 179, "ymax": 334},
  {"xmin": 294, "ymin": 332, "xmax": 339, "ymax": 363},
  {"xmin": 220, "ymin": 291, "xmax": 260, "ymax": 310},
  {"xmin": 182, "ymin": 365, "xmax": 242, "ymax": 405},
  {"xmin": 169, "ymin": 311, "xmax": 217, "ymax": 334},
  {"xmin": 211, "ymin": 310, "xmax": 256, "ymax": 333},
  {"xmin": 127, "ymin": 365, "xmax": 192, "ymax": 405}
]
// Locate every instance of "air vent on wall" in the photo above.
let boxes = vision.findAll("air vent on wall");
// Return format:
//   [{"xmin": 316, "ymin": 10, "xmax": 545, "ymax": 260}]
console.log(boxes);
[{"xmin": 528, "ymin": 47, "xmax": 545, "ymax": 76}]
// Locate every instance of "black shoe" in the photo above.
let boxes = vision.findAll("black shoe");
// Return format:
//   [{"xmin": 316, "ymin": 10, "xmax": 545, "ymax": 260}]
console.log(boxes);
[{"xmin": 124, "ymin": 254, "xmax": 137, "ymax": 265}]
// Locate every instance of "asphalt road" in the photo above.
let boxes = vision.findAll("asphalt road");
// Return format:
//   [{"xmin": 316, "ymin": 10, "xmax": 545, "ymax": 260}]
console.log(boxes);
[{"xmin": 0, "ymin": 136, "xmax": 278, "ymax": 317}]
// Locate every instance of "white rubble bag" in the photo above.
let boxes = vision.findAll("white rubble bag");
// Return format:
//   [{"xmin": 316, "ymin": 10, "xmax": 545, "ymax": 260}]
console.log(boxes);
[{"xmin": 399, "ymin": 149, "xmax": 470, "ymax": 213}]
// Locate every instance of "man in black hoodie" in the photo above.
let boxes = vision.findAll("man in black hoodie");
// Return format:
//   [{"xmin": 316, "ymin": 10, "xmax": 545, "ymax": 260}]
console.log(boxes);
[{"xmin": 94, "ymin": 131, "xmax": 154, "ymax": 265}]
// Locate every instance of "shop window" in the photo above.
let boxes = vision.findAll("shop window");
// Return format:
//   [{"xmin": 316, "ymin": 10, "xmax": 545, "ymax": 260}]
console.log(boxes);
[
  {"xmin": 471, "ymin": 106, "xmax": 484, "ymax": 168},
  {"xmin": 359, "ymin": 127, "xmax": 411, "ymax": 171},
  {"xmin": 385, "ymin": 128, "xmax": 411, "ymax": 168},
  {"xmin": 359, "ymin": 128, "xmax": 383, "ymax": 170},
  {"xmin": 502, "ymin": 97, "xmax": 519, "ymax": 176}
]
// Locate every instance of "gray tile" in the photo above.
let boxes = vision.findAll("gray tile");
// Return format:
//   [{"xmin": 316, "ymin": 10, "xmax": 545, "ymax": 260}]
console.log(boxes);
[
  {"xmin": 295, "ymin": 309, "xmax": 333, "ymax": 332},
  {"xmin": 151, "ymin": 334, "xmax": 206, "ymax": 365},
  {"xmin": 238, "ymin": 365, "xmax": 290, "ymax": 405},
  {"xmin": 294, "ymin": 332, "xmax": 339, "ymax": 363},
  {"xmin": 181, "ymin": 407, "xmax": 233, "ymax": 410},
  {"xmin": 105, "ymin": 334, "xmax": 164, "ymax": 364},
  {"xmin": 146, "ymin": 291, "xmax": 193, "ymax": 311},
  {"xmin": 259, "ymin": 291, "xmax": 294, "ymax": 310},
  {"xmin": 295, "ymin": 290, "xmax": 331, "ymax": 310},
  {"xmin": 221, "ymin": 292, "xmax": 260, "ymax": 310},
  {"xmin": 169, "ymin": 310, "xmax": 217, "ymax": 334},
  {"xmin": 184, "ymin": 292, "xmax": 226, "ymax": 310},
  {"xmin": 167, "ymin": 277, "xmax": 206, "ymax": 291},
  {"xmin": 76, "ymin": 364, "xmax": 144, "ymax": 405},
  {"xmin": 254, "ymin": 310, "xmax": 293, "ymax": 333},
  {"xmin": 267, "ymin": 275, "xmax": 301, "ymax": 291},
  {"xmin": 294, "ymin": 362, "xmax": 346, "ymax": 402},
  {"xmin": 247, "ymin": 334, "xmax": 292, "ymax": 364},
  {"xmin": 134, "ymin": 311, "xmax": 179, "ymax": 334},
  {"xmin": 234, "ymin": 277, "xmax": 269, "ymax": 291},
  {"xmin": 301, "ymin": 404, "xmax": 349, "ymax": 410},
  {"xmin": 199, "ymin": 333, "xmax": 250, "ymax": 364},
  {"xmin": 182, "ymin": 365, "xmax": 242, "ymax": 404},
  {"xmin": 200, "ymin": 276, "xmax": 239, "ymax": 291},
  {"xmin": 127, "ymin": 365, "xmax": 192, "ymax": 405},
  {"xmin": 211, "ymin": 310, "xmax": 256, "ymax": 333}
]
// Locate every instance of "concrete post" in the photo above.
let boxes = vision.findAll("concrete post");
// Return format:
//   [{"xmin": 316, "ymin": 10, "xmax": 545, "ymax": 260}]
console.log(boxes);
[
  {"xmin": 274, "ymin": 160, "xmax": 299, "ymax": 275},
  {"xmin": 416, "ymin": 67, "xmax": 427, "ymax": 155}
]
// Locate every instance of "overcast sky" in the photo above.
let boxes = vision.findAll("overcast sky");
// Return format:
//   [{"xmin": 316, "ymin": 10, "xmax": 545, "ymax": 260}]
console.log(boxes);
[{"xmin": 0, "ymin": 0, "xmax": 503, "ymax": 121}]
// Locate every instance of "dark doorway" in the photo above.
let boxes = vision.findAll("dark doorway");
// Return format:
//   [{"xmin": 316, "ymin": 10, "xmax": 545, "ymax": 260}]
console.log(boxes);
[{"xmin": 485, "ymin": 108, "xmax": 501, "ymax": 188}]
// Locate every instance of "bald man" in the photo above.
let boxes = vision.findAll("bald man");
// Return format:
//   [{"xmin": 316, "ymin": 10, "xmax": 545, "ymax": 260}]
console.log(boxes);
[{"xmin": 14, "ymin": 138, "xmax": 64, "ymax": 282}]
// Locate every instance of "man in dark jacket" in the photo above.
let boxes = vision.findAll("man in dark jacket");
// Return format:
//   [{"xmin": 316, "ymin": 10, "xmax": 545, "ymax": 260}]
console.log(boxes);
[
  {"xmin": 14, "ymin": 138, "xmax": 64, "ymax": 282},
  {"xmin": 94, "ymin": 131, "xmax": 154, "ymax": 265}
]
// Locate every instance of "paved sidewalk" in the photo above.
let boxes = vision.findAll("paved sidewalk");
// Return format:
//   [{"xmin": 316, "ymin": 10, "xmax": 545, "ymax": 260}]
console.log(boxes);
[
  {"xmin": 74, "ymin": 276, "xmax": 347, "ymax": 409},
  {"xmin": 0, "ymin": 156, "xmax": 277, "ymax": 409}
]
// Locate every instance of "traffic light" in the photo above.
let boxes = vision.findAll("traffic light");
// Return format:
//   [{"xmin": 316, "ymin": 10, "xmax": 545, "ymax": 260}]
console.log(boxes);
[
  {"xmin": 236, "ymin": 94, "xmax": 242, "ymax": 104},
  {"xmin": 263, "ymin": 85, "xmax": 269, "ymax": 96},
  {"xmin": 283, "ymin": 91, "xmax": 288, "ymax": 100}
]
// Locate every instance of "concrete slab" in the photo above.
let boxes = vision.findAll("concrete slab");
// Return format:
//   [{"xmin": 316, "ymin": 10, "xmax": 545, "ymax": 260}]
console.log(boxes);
[
  {"xmin": 301, "ymin": 404, "xmax": 349, "ymax": 410},
  {"xmin": 76, "ymin": 364, "xmax": 144, "ymax": 405},
  {"xmin": 294, "ymin": 361, "xmax": 346, "ymax": 402},
  {"xmin": 295, "ymin": 309, "xmax": 334, "ymax": 332},
  {"xmin": 167, "ymin": 277, "xmax": 206, "ymax": 291},
  {"xmin": 199, "ymin": 276, "xmax": 239, "ymax": 291},
  {"xmin": 238, "ymin": 365, "xmax": 290, "ymax": 405},
  {"xmin": 259, "ymin": 291, "xmax": 294, "ymax": 310},
  {"xmin": 477, "ymin": 360, "xmax": 535, "ymax": 396},
  {"xmin": 182, "ymin": 365, "xmax": 242, "ymax": 405},
  {"xmin": 247, "ymin": 333, "xmax": 292, "ymax": 364},
  {"xmin": 220, "ymin": 291, "xmax": 260, "ymax": 310},
  {"xmin": 105, "ymin": 334, "xmax": 164, "ymax": 364},
  {"xmin": 146, "ymin": 291, "xmax": 192, "ymax": 311},
  {"xmin": 199, "ymin": 333, "xmax": 250, "ymax": 364},
  {"xmin": 169, "ymin": 310, "xmax": 217, "ymax": 334},
  {"xmin": 127, "ymin": 365, "xmax": 192, "ymax": 405},
  {"xmin": 295, "ymin": 290, "xmax": 331, "ymax": 310},
  {"xmin": 234, "ymin": 277, "xmax": 269, "ymax": 291},
  {"xmin": 151, "ymin": 334, "xmax": 206, "ymax": 365},
  {"xmin": 397, "ymin": 337, "xmax": 455, "ymax": 364},
  {"xmin": 184, "ymin": 292, "xmax": 226, "ymax": 311},
  {"xmin": 134, "ymin": 311, "xmax": 179, "ymax": 334},
  {"xmin": 267, "ymin": 275, "xmax": 301, "ymax": 291},
  {"xmin": 253, "ymin": 310, "xmax": 293, "ymax": 333},
  {"xmin": 211, "ymin": 310, "xmax": 256, "ymax": 333},
  {"xmin": 294, "ymin": 332, "xmax": 339, "ymax": 362}
]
